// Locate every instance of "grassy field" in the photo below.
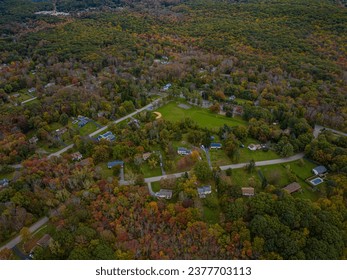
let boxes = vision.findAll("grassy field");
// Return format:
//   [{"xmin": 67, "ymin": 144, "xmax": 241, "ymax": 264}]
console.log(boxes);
[
  {"xmin": 238, "ymin": 138, "xmax": 280, "ymax": 162},
  {"xmin": 141, "ymin": 163, "xmax": 162, "ymax": 178},
  {"xmin": 74, "ymin": 121, "xmax": 99, "ymax": 136},
  {"xmin": 231, "ymin": 168, "xmax": 261, "ymax": 188},
  {"xmin": 157, "ymin": 102, "xmax": 247, "ymax": 129},
  {"xmin": 210, "ymin": 149, "xmax": 232, "ymax": 166},
  {"xmin": 97, "ymin": 163, "xmax": 114, "ymax": 179},
  {"xmin": 151, "ymin": 181, "xmax": 161, "ymax": 192}
]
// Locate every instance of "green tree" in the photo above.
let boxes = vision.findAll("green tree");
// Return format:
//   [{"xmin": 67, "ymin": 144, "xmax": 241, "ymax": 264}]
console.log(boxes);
[{"xmin": 193, "ymin": 160, "xmax": 212, "ymax": 182}]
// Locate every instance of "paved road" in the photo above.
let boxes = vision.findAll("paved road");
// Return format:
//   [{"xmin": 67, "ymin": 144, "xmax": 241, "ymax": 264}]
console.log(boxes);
[
  {"xmin": 219, "ymin": 152, "xmax": 305, "ymax": 170},
  {"xmin": 0, "ymin": 217, "xmax": 49, "ymax": 251},
  {"xmin": 143, "ymin": 153, "xmax": 305, "ymax": 184},
  {"xmin": 314, "ymin": 124, "xmax": 347, "ymax": 138},
  {"xmin": 203, "ymin": 148, "xmax": 212, "ymax": 168},
  {"xmin": 21, "ymin": 96, "xmax": 37, "ymax": 105},
  {"xmin": 146, "ymin": 182, "xmax": 156, "ymax": 196}
]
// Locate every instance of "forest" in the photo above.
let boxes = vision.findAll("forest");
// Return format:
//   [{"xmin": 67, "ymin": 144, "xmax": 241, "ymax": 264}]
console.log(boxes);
[{"xmin": 0, "ymin": 0, "xmax": 346, "ymax": 260}]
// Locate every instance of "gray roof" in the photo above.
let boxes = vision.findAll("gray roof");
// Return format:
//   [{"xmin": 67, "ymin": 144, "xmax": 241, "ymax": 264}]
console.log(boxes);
[
  {"xmin": 313, "ymin": 165, "xmax": 327, "ymax": 174},
  {"xmin": 197, "ymin": 185, "xmax": 212, "ymax": 194}
]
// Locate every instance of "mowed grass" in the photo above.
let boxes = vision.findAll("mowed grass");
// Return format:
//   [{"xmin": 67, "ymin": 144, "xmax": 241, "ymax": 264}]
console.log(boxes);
[
  {"xmin": 141, "ymin": 163, "xmax": 162, "ymax": 178},
  {"xmin": 157, "ymin": 102, "xmax": 247, "ymax": 129},
  {"xmin": 151, "ymin": 181, "xmax": 161, "ymax": 192}
]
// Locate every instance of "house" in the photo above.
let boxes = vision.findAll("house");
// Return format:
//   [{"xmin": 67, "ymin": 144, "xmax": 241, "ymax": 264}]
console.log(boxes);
[
  {"xmin": 248, "ymin": 144, "xmax": 262, "ymax": 151},
  {"xmin": 28, "ymin": 136, "xmax": 39, "ymax": 144},
  {"xmin": 197, "ymin": 185, "xmax": 212, "ymax": 198},
  {"xmin": 36, "ymin": 234, "xmax": 52, "ymax": 248},
  {"xmin": 242, "ymin": 187, "xmax": 255, "ymax": 196},
  {"xmin": 210, "ymin": 143, "xmax": 222, "ymax": 149},
  {"xmin": 97, "ymin": 131, "xmax": 116, "ymax": 142},
  {"xmin": 312, "ymin": 165, "xmax": 327, "ymax": 175},
  {"xmin": 283, "ymin": 182, "xmax": 301, "ymax": 194},
  {"xmin": 71, "ymin": 152, "xmax": 83, "ymax": 161},
  {"xmin": 162, "ymin": 83, "xmax": 172, "ymax": 91},
  {"xmin": 128, "ymin": 118, "xmax": 140, "ymax": 129},
  {"xmin": 156, "ymin": 189, "xmax": 173, "ymax": 199},
  {"xmin": 55, "ymin": 127, "xmax": 67, "ymax": 136},
  {"xmin": 229, "ymin": 95, "xmax": 236, "ymax": 101},
  {"xmin": 44, "ymin": 82, "xmax": 55, "ymax": 89},
  {"xmin": 107, "ymin": 160, "xmax": 124, "ymax": 169},
  {"xmin": 28, "ymin": 87, "xmax": 36, "ymax": 94},
  {"xmin": 77, "ymin": 116, "xmax": 89, "ymax": 128},
  {"xmin": 177, "ymin": 147, "xmax": 192, "ymax": 156},
  {"xmin": 0, "ymin": 179, "xmax": 9, "ymax": 188},
  {"xmin": 142, "ymin": 152, "xmax": 152, "ymax": 161}
]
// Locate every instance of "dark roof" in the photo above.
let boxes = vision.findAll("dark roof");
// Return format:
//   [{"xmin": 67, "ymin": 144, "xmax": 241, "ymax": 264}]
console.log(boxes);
[
  {"xmin": 107, "ymin": 161, "xmax": 124, "ymax": 168},
  {"xmin": 283, "ymin": 182, "xmax": 301, "ymax": 194},
  {"xmin": 210, "ymin": 142, "xmax": 222, "ymax": 148},
  {"xmin": 312, "ymin": 165, "xmax": 327, "ymax": 174}
]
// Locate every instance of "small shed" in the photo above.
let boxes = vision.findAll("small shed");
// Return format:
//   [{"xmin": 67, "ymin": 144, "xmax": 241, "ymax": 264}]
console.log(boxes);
[
  {"xmin": 283, "ymin": 182, "xmax": 301, "ymax": 194},
  {"xmin": 242, "ymin": 187, "xmax": 255, "ymax": 196}
]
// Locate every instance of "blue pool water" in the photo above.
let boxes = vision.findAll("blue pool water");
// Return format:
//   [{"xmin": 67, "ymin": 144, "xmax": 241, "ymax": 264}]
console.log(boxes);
[{"xmin": 310, "ymin": 178, "xmax": 323, "ymax": 186}]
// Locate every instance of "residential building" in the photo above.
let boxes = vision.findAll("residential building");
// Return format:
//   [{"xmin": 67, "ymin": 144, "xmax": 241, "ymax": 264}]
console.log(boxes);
[
  {"xmin": 177, "ymin": 147, "xmax": 192, "ymax": 156},
  {"xmin": 242, "ymin": 187, "xmax": 255, "ymax": 196},
  {"xmin": 156, "ymin": 189, "xmax": 173, "ymax": 199},
  {"xmin": 107, "ymin": 160, "xmax": 124, "ymax": 169},
  {"xmin": 197, "ymin": 185, "xmax": 212, "ymax": 198},
  {"xmin": 312, "ymin": 166, "xmax": 327, "ymax": 175},
  {"xmin": 71, "ymin": 152, "xmax": 83, "ymax": 161},
  {"xmin": 142, "ymin": 152, "xmax": 152, "ymax": 161},
  {"xmin": 283, "ymin": 182, "xmax": 301, "ymax": 194},
  {"xmin": 162, "ymin": 83, "xmax": 172, "ymax": 91},
  {"xmin": 28, "ymin": 136, "xmax": 39, "ymax": 144},
  {"xmin": 97, "ymin": 131, "xmax": 116, "ymax": 142},
  {"xmin": 210, "ymin": 143, "xmax": 222, "ymax": 149},
  {"xmin": 0, "ymin": 179, "xmax": 9, "ymax": 188},
  {"xmin": 248, "ymin": 144, "xmax": 262, "ymax": 151},
  {"xmin": 28, "ymin": 87, "xmax": 36, "ymax": 94}
]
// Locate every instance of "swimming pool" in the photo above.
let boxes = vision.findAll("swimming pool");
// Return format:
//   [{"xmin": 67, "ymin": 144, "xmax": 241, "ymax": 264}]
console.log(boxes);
[{"xmin": 310, "ymin": 177, "xmax": 323, "ymax": 186}]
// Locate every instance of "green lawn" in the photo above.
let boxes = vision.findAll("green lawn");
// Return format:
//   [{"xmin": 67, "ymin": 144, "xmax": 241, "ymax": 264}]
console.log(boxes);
[
  {"xmin": 203, "ymin": 206, "xmax": 220, "ymax": 224},
  {"xmin": 97, "ymin": 163, "xmax": 114, "ymax": 179},
  {"xmin": 74, "ymin": 121, "xmax": 99, "ymax": 136},
  {"xmin": 210, "ymin": 149, "xmax": 232, "ymax": 166},
  {"xmin": 238, "ymin": 138, "xmax": 280, "ymax": 162},
  {"xmin": 157, "ymin": 102, "xmax": 247, "ymax": 129},
  {"xmin": 141, "ymin": 163, "xmax": 162, "ymax": 178},
  {"xmin": 151, "ymin": 181, "xmax": 161, "ymax": 192},
  {"xmin": 230, "ymin": 168, "xmax": 261, "ymax": 188}
]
